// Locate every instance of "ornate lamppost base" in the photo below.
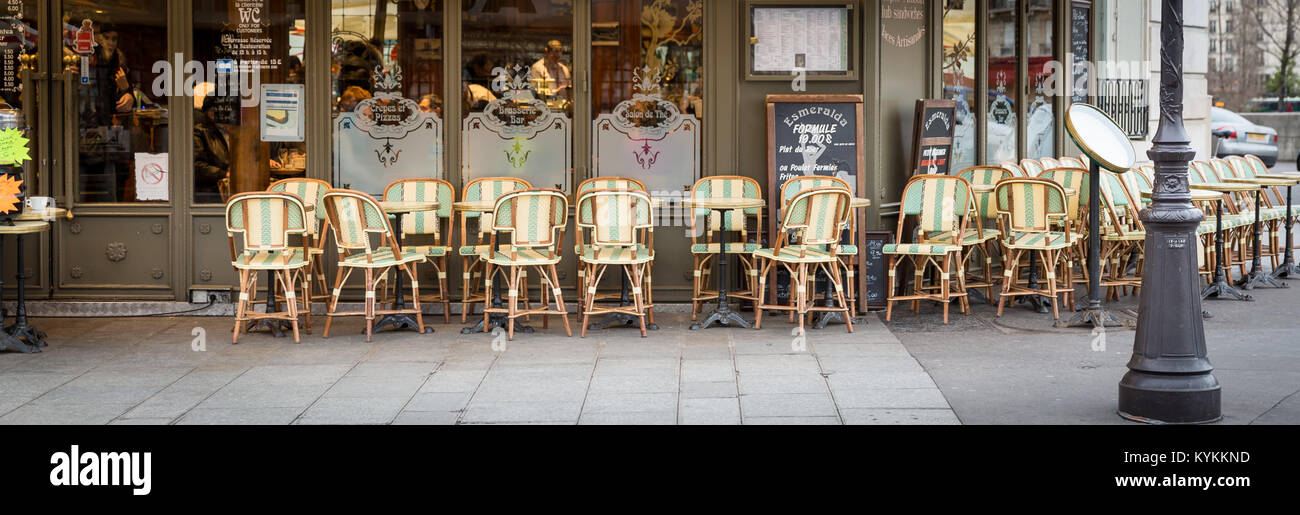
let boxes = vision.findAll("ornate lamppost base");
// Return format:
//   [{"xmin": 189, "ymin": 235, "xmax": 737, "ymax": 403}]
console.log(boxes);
[{"xmin": 1118, "ymin": 370, "xmax": 1222, "ymax": 424}]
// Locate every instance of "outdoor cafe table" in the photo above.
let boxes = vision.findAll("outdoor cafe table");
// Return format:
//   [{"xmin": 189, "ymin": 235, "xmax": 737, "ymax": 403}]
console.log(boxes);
[
  {"xmin": 0, "ymin": 208, "xmax": 69, "ymax": 353},
  {"xmin": 376, "ymin": 200, "xmax": 439, "ymax": 334},
  {"xmin": 1256, "ymin": 173, "xmax": 1300, "ymax": 279},
  {"xmin": 1191, "ymin": 181, "xmax": 1277, "ymax": 290},
  {"xmin": 684, "ymin": 197, "xmax": 764, "ymax": 330},
  {"xmin": 1148, "ymin": 188, "xmax": 1251, "ymax": 301},
  {"xmin": 1226, "ymin": 176, "xmax": 1300, "ymax": 283}
]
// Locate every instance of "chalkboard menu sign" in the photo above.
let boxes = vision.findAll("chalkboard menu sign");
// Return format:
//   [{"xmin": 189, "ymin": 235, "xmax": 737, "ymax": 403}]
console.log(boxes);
[
  {"xmin": 1071, "ymin": 2, "xmax": 1092, "ymax": 104},
  {"xmin": 861, "ymin": 231, "xmax": 893, "ymax": 310},
  {"xmin": 909, "ymin": 99, "xmax": 956, "ymax": 175},
  {"xmin": 765, "ymin": 94, "xmax": 866, "ymax": 311}
]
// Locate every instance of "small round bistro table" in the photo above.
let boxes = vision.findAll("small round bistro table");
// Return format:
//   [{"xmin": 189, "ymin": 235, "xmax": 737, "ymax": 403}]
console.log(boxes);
[
  {"xmin": 684, "ymin": 197, "xmax": 764, "ymax": 330},
  {"xmin": 1151, "ymin": 187, "xmax": 1250, "ymax": 302},
  {"xmin": 1256, "ymin": 174, "xmax": 1300, "ymax": 279},
  {"xmin": 0, "ymin": 220, "xmax": 52, "ymax": 353},
  {"xmin": 1220, "ymin": 178, "xmax": 1291, "ymax": 290},
  {"xmin": 375, "ymin": 200, "xmax": 439, "ymax": 334}
]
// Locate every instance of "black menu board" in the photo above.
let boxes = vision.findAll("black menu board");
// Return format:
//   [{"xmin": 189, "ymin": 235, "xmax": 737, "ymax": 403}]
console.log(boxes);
[
  {"xmin": 909, "ymin": 99, "xmax": 956, "ymax": 175},
  {"xmin": 1071, "ymin": 2, "xmax": 1092, "ymax": 103},
  {"xmin": 766, "ymin": 94, "xmax": 866, "ymax": 312}
]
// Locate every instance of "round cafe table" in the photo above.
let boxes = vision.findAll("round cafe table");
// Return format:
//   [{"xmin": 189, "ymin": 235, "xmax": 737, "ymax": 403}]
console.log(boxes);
[
  {"xmin": 1256, "ymin": 174, "xmax": 1300, "ymax": 279},
  {"xmin": 0, "ymin": 220, "xmax": 53, "ymax": 353},
  {"xmin": 1151, "ymin": 187, "xmax": 1250, "ymax": 302},
  {"xmin": 375, "ymin": 200, "xmax": 439, "ymax": 334},
  {"xmin": 1221, "ymin": 178, "xmax": 1292, "ymax": 289},
  {"xmin": 684, "ymin": 197, "xmax": 764, "ymax": 330}
]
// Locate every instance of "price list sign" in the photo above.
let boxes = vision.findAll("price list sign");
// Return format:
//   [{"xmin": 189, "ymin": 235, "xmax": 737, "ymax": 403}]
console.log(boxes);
[{"xmin": 0, "ymin": 1, "xmax": 29, "ymax": 99}]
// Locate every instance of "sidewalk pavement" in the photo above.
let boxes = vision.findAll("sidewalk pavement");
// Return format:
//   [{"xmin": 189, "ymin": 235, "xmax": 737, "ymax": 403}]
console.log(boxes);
[{"xmin": 0, "ymin": 310, "xmax": 956, "ymax": 425}]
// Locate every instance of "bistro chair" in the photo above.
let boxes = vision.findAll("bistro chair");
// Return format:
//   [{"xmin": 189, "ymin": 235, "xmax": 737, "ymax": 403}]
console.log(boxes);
[
  {"xmin": 459, "ymin": 177, "xmax": 532, "ymax": 322},
  {"xmin": 1098, "ymin": 169, "xmax": 1146, "ymax": 298},
  {"xmin": 1037, "ymin": 166, "xmax": 1090, "ymax": 291},
  {"xmin": 882, "ymin": 174, "xmax": 973, "ymax": 324},
  {"xmin": 321, "ymin": 189, "xmax": 428, "ymax": 342},
  {"xmin": 1039, "ymin": 157, "xmax": 1062, "ymax": 169},
  {"xmin": 269, "ymin": 178, "xmax": 333, "ymax": 306},
  {"xmin": 1058, "ymin": 156, "xmax": 1087, "ymax": 169},
  {"xmin": 1019, "ymin": 159, "xmax": 1046, "ymax": 177},
  {"xmin": 948, "ymin": 165, "xmax": 1012, "ymax": 302},
  {"xmin": 575, "ymin": 188, "xmax": 655, "ymax": 337},
  {"xmin": 225, "ymin": 191, "xmax": 312, "ymax": 343},
  {"xmin": 779, "ymin": 175, "xmax": 860, "ymax": 316},
  {"xmin": 575, "ymin": 177, "xmax": 652, "ymax": 322},
  {"xmin": 688, "ymin": 176, "xmax": 763, "ymax": 320},
  {"xmin": 754, "ymin": 186, "xmax": 854, "ymax": 332},
  {"xmin": 383, "ymin": 178, "xmax": 456, "ymax": 322},
  {"xmin": 1001, "ymin": 161, "xmax": 1029, "ymax": 178},
  {"xmin": 481, "ymin": 189, "xmax": 572, "ymax": 340},
  {"xmin": 994, "ymin": 177, "xmax": 1075, "ymax": 319}
]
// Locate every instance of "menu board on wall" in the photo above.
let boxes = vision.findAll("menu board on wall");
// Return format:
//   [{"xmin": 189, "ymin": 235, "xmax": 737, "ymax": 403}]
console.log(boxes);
[
  {"xmin": 748, "ymin": 4, "xmax": 852, "ymax": 78},
  {"xmin": 909, "ymin": 99, "xmax": 956, "ymax": 176},
  {"xmin": 766, "ymin": 94, "xmax": 866, "ymax": 311},
  {"xmin": 0, "ymin": 1, "xmax": 30, "ymax": 101},
  {"xmin": 1071, "ymin": 1, "xmax": 1091, "ymax": 103}
]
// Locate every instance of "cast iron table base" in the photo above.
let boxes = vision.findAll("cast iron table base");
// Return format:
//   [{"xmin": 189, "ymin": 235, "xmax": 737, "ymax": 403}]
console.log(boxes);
[
  {"xmin": 1270, "ymin": 183, "xmax": 1298, "ymax": 279},
  {"xmin": 1202, "ymin": 197, "xmax": 1252, "ymax": 301},
  {"xmin": 691, "ymin": 228, "xmax": 750, "ymax": 330},
  {"xmin": 0, "ymin": 230, "xmax": 42, "ymax": 353},
  {"xmin": 589, "ymin": 273, "xmax": 659, "ymax": 331},
  {"xmin": 245, "ymin": 269, "xmax": 292, "ymax": 338},
  {"xmin": 1237, "ymin": 188, "xmax": 1287, "ymax": 290}
]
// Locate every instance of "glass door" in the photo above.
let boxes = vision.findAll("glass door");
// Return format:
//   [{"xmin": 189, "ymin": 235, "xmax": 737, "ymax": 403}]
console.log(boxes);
[{"xmin": 57, "ymin": 0, "xmax": 176, "ymax": 297}]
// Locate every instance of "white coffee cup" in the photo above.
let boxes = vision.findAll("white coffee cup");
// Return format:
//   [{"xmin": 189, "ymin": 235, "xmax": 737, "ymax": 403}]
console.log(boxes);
[{"xmin": 26, "ymin": 196, "xmax": 51, "ymax": 211}]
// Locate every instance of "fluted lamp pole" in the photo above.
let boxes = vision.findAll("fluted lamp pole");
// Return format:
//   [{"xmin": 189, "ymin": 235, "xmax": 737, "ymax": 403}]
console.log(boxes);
[{"xmin": 1117, "ymin": 0, "xmax": 1221, "ymax": 424}]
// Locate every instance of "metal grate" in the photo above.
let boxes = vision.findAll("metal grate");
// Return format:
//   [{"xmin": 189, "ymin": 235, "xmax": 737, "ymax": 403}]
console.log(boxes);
[{"xmin": 1094, "ymin": 79, "xmax": 1150, "ymax": 139}]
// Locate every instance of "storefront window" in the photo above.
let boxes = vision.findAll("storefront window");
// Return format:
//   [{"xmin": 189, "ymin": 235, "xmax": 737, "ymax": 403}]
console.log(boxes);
[
  {"xmin": 332, "ymin": 0, "xmax": 444, "ymax": 196},
  {"xmin": 1026, "ymin": 0, "xmax": 1055, "ymax": 159},
  {"xmin": 591, "ymin": 0, "xmax": 702, "ymax": 192},
  {"xmin": 943, "ymin": 0, "xmax": 976, "ymax": 171},
  {"xmin": 193, "ymin": 0, "xmax": 307, "ymax": 204},
  {"xmin": 986, "ymin": 0, "xmax": 1017, "ymax": 165},
  {"xmin": 461, "ymin": 0, "xmax": 573, "ymax": 192},
  {"xmin": 1, "ymin": 1, "xmax": 38, "ymax": 189},
  {"xmin": 67, "ymin": 4, "xmax": 169, "ymax": 203}
]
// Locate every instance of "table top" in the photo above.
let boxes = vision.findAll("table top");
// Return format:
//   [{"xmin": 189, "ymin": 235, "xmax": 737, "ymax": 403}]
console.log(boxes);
[
  {"xmin": 850, "ymin": 197, "xmax": 871, "ymax": 208},
  {"xmin": 684, "ymin": 197, "xmax": 765, "ymax": 210},
  {"xmin": 1256, "ymin": 173, "xmax": 1300, "ymax": 181},
  {"xmin": 0, "ymin": 220, "xmax": 51, "ymax": 234},
  {"xmin": 13, "ymin": 208, "xmax": 70, "ymax": 221},
  {"xmin": 1190, "ymin": 182, "xmax": 1263, "ymax": 192},
  {"xmin": 453, "ymin": 200, "xmax": 496, "ymax": 213},
  {"xmin": 380, "ymin": 201, "xmax": 439, "ymax": 214},
  {"xmin": 1142, "ymin": 190, "xmax": 1222, "ymax": 202},
  {"xmin": 1225, "ymin": 177, "xmax": 1298, "ymax": 186}
]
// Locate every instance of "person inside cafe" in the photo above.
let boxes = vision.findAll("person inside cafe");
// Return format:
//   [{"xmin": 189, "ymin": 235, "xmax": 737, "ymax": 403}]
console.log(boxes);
[
  {"xmin": 193, "ymin": 83, "xmax": 230, "ymax": 204},
  {"xmin": 529, "ymin": 39, "xmax": 571, "ymax": 106}
]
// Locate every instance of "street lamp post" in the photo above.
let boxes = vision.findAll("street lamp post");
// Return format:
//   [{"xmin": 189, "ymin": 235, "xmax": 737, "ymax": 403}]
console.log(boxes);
[{"xmin": 1117, "ymin": 0, "xmax": 1222, "ymax": 424}]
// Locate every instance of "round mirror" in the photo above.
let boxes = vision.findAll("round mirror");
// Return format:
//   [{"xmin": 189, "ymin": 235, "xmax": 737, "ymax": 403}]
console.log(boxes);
[{"xmin": 1065, "ymin": 103, "xmax": 1136, "ymax": 173}]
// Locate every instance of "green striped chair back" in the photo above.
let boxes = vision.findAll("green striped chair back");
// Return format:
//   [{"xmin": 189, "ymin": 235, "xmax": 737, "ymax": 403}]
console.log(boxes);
[
  {"xmin": 1058, "ymin": 156, "xmax": 1086, "ymax": 168},
  {"xmin": 691, "ymin": 176, "xmax": 761, "ymax": 231},
  {"xmin": 577, "ymin": 189, "xmax": 653, "ymax": 246},
  {"xmin": 1000, "ymin": 161, "xmax": 1029, "ymax": 178},
  {"xmin": 1245, "ymin": 154, "xmax": 1271, "ymax": 176},
  {"xmin": 383, "ymin": 178, "xmax": 453, "ymax": 236},
  {"xmin": 958, "ymin": 165, "xmax": 1011, "ymax": 220},
  {"xmin": 268, "ymin": 178, "xmax": 330, "ymax": 237},
  {"xmin": 578, "ymin": 177, "xmax": 647, "ymax": 194},
  {"xmin": 995, "ymin": 177, "xmax": 1067, "ymax": 233},
  {"xmin": 1039, "ymin": 157, "xmax": 1062, "ymax": 169},
  {"xmin": 226, "ymin": 191, "xmax": 307, "ymax": 253},
  {"xmin": 322, "ymin": 189, "xmax": 392, "ymax": 252},
  {"xmin": 901, "ymin": 174, "xmax": 971, "ymax": 234},
  {"xmin": 1226, "ymin": 156, "xmax": 1256, "ymax": 179},
  {"xmin": 781, "ymin": 175, "xmax": 850, "ymax": 225},
  {"xmin": 1208, "ymin": 158, "xmax": 1237, "ymax": 181},
  {"xmin": 493, "ymin": 189, "xmax": 568, "ymax": 248},
  {"xmin": 1020, "ymin": 159, "xmax": 1046, "ymax": 177},
  {"xmin": 1189, "ymin": 161, "xmax": 1214, "ymax": 184},
  {"xmin": 782, "ymin": 187, "xmax": 852, "ymax": 245},
  {"xmin": 1037, "ymin": 167, "xmax": 1090, "ymax": 222}
]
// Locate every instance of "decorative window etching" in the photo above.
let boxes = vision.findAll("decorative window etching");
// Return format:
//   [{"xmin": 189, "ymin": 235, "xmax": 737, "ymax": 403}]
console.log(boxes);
[
  {"xmin": 593, "ymin": 65, "xmax": 700, "ymax": 192},
  {"xmin": 463, "ymin": 64, "xmax": 571, "ymax": 192},
  {"xmin": 334, "ymin": 64, "xmax": 443, "ymax": 195}
]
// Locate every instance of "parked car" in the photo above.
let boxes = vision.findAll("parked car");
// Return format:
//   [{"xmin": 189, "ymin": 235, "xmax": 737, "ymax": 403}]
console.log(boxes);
[{"xmin": 1212, "ymin": 107, "xmax": 1278, "ymax": 167}]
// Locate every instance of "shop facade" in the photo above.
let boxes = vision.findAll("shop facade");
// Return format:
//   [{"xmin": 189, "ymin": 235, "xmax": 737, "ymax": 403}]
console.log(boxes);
[{"xmin": 1, "ymin": 0, "xmax": 1149, "ymax": 307}]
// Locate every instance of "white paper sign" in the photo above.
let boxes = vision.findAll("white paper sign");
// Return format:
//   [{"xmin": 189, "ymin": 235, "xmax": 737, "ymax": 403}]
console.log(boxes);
[
  {"xmin": 134, "ymin": 152, "xmax": 169, "ymax": 201},
  {"xmin": 261, "ymin": 84, "xmax": 305, "ymax": 142}
]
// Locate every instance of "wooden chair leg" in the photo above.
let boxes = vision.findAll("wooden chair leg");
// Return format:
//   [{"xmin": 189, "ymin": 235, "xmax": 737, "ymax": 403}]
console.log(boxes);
[
  {"xmin": 233, "ymin": 269, "xmax": 249, "ymax": 343},
  {"xmin": 481, "ymin": 262, "xmax": 493, "ymax": 333},
  {"xmin": 364, "ymin": 268, "xmax": 375, "ymax": 342},
  {"xmin": 323, "ymin": 265, "xmax": 348, "ymax": 339},
  {"xmin": 280, "ymin": 270, "xmax": 301, "ymax": 343},
  {"xmin": 940, "ymin": 256, "xmax": 950, "ymax": 325},
  {"xmin": 885, "ymin": 256, "xmax": 897, "ymax": 322},
  {"xmin": 754, "ymin": 258, "xmax": 768, "ymax": 330},
  {"xmin": 549, "ymin": 264, "xmax": 571, "ymax": 337}
]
